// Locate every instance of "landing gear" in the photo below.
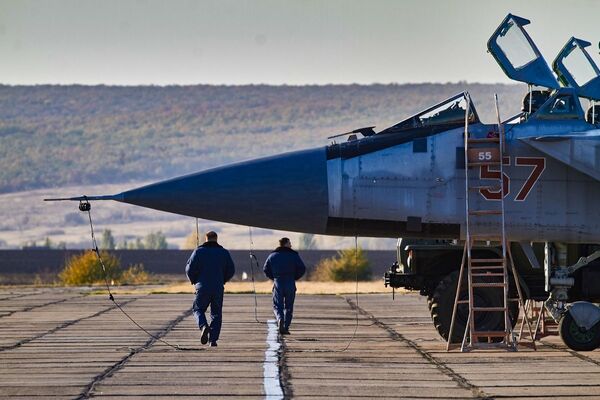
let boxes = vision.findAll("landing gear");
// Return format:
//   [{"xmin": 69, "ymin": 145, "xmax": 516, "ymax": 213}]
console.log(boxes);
[
  {"xmin": 544, "ymin": 247, "xmax": 600, "ymax": 351},
  {"xmin": 429, "ymin": 271, "xmax": 519, "ymax": 343},
  {"xmin": 559, "ymin": 312, "xmax": 600, "ymax": 351}
]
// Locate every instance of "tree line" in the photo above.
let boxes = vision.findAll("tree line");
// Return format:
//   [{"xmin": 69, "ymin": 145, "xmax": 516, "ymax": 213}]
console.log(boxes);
[{"xmin": 0, "ymin": 83, "xmax": 524, "ymax": 194}]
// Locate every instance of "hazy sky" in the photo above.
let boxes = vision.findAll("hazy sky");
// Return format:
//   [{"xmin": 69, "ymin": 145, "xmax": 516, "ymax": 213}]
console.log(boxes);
[{"xmin": 1, "ymin": 0, "xmax": 599, "ymax": 86}]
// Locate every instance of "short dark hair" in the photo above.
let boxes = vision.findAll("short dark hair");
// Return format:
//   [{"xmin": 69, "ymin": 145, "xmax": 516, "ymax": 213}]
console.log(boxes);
[
  {"xmin": 206, "ymin": 231, "xmax": 218, "ymax": 241},
  {"xmin": 279, "ymin": 237, "xmax": 290, "ymax": 246}
]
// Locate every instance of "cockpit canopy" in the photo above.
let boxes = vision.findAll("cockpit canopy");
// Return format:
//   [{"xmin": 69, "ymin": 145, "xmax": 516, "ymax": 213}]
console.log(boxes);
[
  {"xmin": 488, "ymin": 14, "xmax": 599, "ymax": 126},
  {"xmin": 380, "ymin": 92, "xmax": 478, "ymax": 134},
  {"xmin": 488, "ymin": 14, "xmax": 560, "ymax": 89},
  {"xmin": 553, "ymin": 38, "xmax": 600, "ymax": 101}
]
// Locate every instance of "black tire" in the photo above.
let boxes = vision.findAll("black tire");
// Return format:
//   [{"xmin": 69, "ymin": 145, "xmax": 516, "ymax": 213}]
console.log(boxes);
[
  {"xmin": 559, "ymin": 312, "xmax": 600, "ymax": 352},
  {"xmin": 430, "ymin": 270, "xmax": 519, "ymax": 343},
  {"xmin": 427, "ymin": 295, "xmax": 434, "ymax": 312}
]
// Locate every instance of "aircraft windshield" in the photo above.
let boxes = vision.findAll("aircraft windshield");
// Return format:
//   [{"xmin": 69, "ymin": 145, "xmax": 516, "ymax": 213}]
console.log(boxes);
[
  {"xmin": 533, "ymin": 90, "xmax": 584, "ymax": 120},
  {"xmin": 384, "ymin": 93, "xmax": 478, "ymax": 133},
  {"xmin": 488, "ymin": 14, "xmax": 559, "ymax": 89},
  {"xmin": 563, "ymin": 45, "xmax": 598, "ymax": 86},
  {"xmin": 418, "ymin": 98, "xmax": 470, "ymax": 126},
  {"xmin": 553, "ymin": 38, "xmax": 600, "ymax": 101},
  {"xmin": 496, "ymin": 18, "xmax": 538, "ymax": 69}
]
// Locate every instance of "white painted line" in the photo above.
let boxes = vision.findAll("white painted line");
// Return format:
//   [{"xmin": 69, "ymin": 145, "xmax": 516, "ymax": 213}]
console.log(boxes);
[{"xmin": 263, "ymin": 319, "xmax": 284, "ymax": 399}]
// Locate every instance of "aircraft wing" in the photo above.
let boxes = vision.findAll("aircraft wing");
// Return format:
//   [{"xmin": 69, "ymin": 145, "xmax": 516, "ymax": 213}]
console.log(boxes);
[{"xmin": 519, "ymin": 131, "xmax": 600, "ymax": 181}]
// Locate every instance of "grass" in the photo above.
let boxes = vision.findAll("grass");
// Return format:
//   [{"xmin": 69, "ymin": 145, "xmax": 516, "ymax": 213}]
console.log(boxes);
[
  {"xmin": 0, "ymin": 275, "xmax": 405, "ymax": 296},
  {"xmin": 82, "ymin": 280, "xmax": 401, "ymax": 295}
]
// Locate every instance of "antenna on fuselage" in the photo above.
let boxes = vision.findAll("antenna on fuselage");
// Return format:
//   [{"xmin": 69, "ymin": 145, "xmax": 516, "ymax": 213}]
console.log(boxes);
[{"xmin": 327, "ymin": 126, "xmax": 376, "ymax": 140}]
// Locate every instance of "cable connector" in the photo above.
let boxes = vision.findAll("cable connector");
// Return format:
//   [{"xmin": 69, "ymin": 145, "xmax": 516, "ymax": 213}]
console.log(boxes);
[{"xmin": 79, "ymin": 200, "xmax": 91, "ymax": 212}]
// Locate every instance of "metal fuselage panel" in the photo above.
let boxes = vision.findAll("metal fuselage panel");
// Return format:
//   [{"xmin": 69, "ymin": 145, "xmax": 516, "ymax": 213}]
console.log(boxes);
[{"xmin": 325, "ymin": 122, "xmax": 600, "ymax": 242}]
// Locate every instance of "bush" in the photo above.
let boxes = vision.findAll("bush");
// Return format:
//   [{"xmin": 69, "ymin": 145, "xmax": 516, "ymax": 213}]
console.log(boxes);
[
  {"xmin": 120, "ymin": 264, "xmax": 150, "ymax": 285},
  {"xmin": 59, "ymin": 251, "xmax": 121, "ymax": 285},
  {"xmin": 59, "ymin": 251, "xmax": 150, "ymax": 285},
  {"xmin": 311, "ymin": 248, "xmax": 371, "ymax": 281}
]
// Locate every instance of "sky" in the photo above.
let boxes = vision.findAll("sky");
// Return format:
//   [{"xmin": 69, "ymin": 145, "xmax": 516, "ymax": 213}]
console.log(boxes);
[{"xmin": 0, "ymin": 0, "xmax": 599, "ymax": 86}]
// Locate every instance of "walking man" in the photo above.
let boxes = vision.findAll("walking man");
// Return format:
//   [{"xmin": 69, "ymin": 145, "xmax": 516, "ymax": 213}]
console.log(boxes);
[
  {"xmin": 185, "ymin": 231, "xmax": 235, "ymax": 347},
  {"xmin": 263, "ymin": 237, "xmax": 306, "ymax": 334}
]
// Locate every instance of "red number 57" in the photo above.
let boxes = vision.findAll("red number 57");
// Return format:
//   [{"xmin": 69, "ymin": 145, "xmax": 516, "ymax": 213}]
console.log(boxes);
[{"xmin": 479, "ymin": 157, "xmax": 546, "ymax": 202}]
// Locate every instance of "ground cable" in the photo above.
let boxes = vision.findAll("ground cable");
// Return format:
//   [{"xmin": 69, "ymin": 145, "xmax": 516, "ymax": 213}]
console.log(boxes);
[
  {"xmin": 248, "ymin": 226, "xmax": 264, "ymax": 324},
  {"xmin": 81, "ymin": 198, "xmax": 198, "ymax": 351}
]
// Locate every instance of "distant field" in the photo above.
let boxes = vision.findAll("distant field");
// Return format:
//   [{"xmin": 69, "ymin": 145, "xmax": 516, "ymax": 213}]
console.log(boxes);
[
  {"xmin": 0, "ymin": 83, "xmax": 524, "ymax": 194},
  {"xmin": 0, "ymin": 83, "xmax": 525, "ymax": 250},
  {"xmin": 0, "ymin": 183, "xmax": 397, "ymax": 250}
]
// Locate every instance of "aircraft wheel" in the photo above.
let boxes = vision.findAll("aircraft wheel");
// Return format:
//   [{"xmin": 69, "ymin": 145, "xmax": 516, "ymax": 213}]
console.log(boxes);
[
  {"xmin": 559, "ymin": 313, "xmax": 600, "ymax": 351},
  {"xmin": 429, "ymin": 270, "xmax": 518, "ymax": 343},
  {"xmin": 427, "ymin": 295, "xmax": 434, "ymax": 311}
]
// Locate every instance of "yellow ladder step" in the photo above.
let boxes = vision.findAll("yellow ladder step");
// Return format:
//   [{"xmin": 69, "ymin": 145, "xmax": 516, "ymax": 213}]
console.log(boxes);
[
  {"xmin": 472, "ymin": 307, "xmax": 507, "ymax": 312},
  {"xmin": 469, "ymin": 210, "xmax": 502, "ymax": 216},
  {"xmin": 472, "ymin": 282, "xmax": 507, "ymax": 288},
  {"xmin": 471, "ymin": 258, "xmax": 504, "ymax": 263},
  {"xmin": 471, "ymin": 330, "xmax": 508, "ymax": 337},
  {"xmin": 470, "ymin": 265, "xmax": 505, "ymax": 270},
  {"xmin": 467, "ymin": 161, "xmax": 501, "ymax": 167},
  {"xmin": 469, "ymin": 185, "xmax": 501, "ymax": 191}
]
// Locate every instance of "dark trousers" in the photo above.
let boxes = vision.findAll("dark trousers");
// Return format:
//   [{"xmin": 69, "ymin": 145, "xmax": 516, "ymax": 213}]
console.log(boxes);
[
  {"xmin": 272, "ymin": 283, "xmax": 296, "ymax": 330},
  {"xmin": 193, "ymin": 288, "xmax": 224, "ymax": 342}
]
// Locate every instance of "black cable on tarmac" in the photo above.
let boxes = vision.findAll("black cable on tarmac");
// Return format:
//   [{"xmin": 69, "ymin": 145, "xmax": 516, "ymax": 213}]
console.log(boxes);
[
  {"xmin": 248, "ymin": 227, "xmax": 264, "ymax": 324},
  {"xmin": 80, "ymin": 198, "xmax": 198, "ymax": 351},
  {"xmin": 339, "ymin": 235, "xmax": 361, "ymax": 352}
]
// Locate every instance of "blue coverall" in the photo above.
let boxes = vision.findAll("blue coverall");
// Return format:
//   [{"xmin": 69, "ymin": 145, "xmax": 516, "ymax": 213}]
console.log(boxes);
[
  {"xmin": 185, "ymin": 241, "xmax": 235, "ymax": 343},
  {"xmin": 263, "ymin": 247, "xmax": 306, "ymax": 330}
]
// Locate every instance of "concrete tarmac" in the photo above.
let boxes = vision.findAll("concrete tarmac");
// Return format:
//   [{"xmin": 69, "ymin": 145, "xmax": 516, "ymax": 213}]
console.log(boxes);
[{"xmin": 1, "ymin": 287, "xmax": 599, "ymax": 399}]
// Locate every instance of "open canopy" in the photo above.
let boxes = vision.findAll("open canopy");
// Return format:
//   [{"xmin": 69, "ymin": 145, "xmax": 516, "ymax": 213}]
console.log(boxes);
[
  {"xmin": 553, "ymin": 37, "xmax": 600, "ymax": 101},
  {"xmin": 488, "ymin": 14, "xmax": 560, "ymax": 89}
]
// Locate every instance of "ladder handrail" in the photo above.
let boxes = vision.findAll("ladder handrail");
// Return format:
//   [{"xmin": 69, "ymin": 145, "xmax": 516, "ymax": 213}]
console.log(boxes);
[
  {"xmin": 463, "ymin": 93, "xmax": 472, "ymax": 261},
  {"xmin": 495, "ymin": 93, "xmax": 511, "ymax": 345}
]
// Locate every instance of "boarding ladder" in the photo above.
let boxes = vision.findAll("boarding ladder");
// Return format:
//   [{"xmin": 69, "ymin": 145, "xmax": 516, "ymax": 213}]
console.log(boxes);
[{"xmin": 447, "ymin": 93, "xmax": 534, "ymax": 352}]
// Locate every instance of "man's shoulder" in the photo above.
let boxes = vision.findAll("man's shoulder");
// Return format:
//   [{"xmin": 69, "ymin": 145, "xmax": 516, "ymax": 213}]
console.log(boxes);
[
  {"xmin": 198, "ymin": 242, "xmax": 228, "ymax": 251},
  {"xmin": 271, "ymin": 247, "xmax": 298, "ymax": 255},
  {"xmin": 194, "ymin": 243, "xmax": 230, "ymax": 256}
]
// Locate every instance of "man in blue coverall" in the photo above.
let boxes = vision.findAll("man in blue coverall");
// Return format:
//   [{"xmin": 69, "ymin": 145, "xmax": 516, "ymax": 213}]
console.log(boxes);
[
  {"xmin": 185, "ymin": 231, "xmax": 235, "ymax": 347},
  {"xmin": 263, "ymin": 237, "xmax": 306, "ymax": 334}
]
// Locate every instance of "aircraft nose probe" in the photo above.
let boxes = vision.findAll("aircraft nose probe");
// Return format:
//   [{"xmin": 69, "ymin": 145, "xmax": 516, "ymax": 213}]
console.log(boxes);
[{"xmin": 44, "ymin": 194, "xmax": 122, "ymax": 202}]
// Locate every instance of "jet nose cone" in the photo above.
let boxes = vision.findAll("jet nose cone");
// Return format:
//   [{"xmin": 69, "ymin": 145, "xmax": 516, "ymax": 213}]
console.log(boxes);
[{"xmin": 119, "ymin": 148, "xmax": 329, "ymax": 233}]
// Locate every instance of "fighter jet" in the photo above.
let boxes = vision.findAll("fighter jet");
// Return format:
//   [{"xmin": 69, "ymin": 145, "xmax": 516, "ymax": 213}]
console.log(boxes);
[{"xmin": 48, "ymin": 15, "xmax": 600, "ymax": 350}]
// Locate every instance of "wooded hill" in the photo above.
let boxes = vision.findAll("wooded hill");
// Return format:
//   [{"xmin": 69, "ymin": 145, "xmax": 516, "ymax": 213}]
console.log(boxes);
[{"xmin": 0, "ymin": 83, "xmax": 525, "ymax": 193}]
